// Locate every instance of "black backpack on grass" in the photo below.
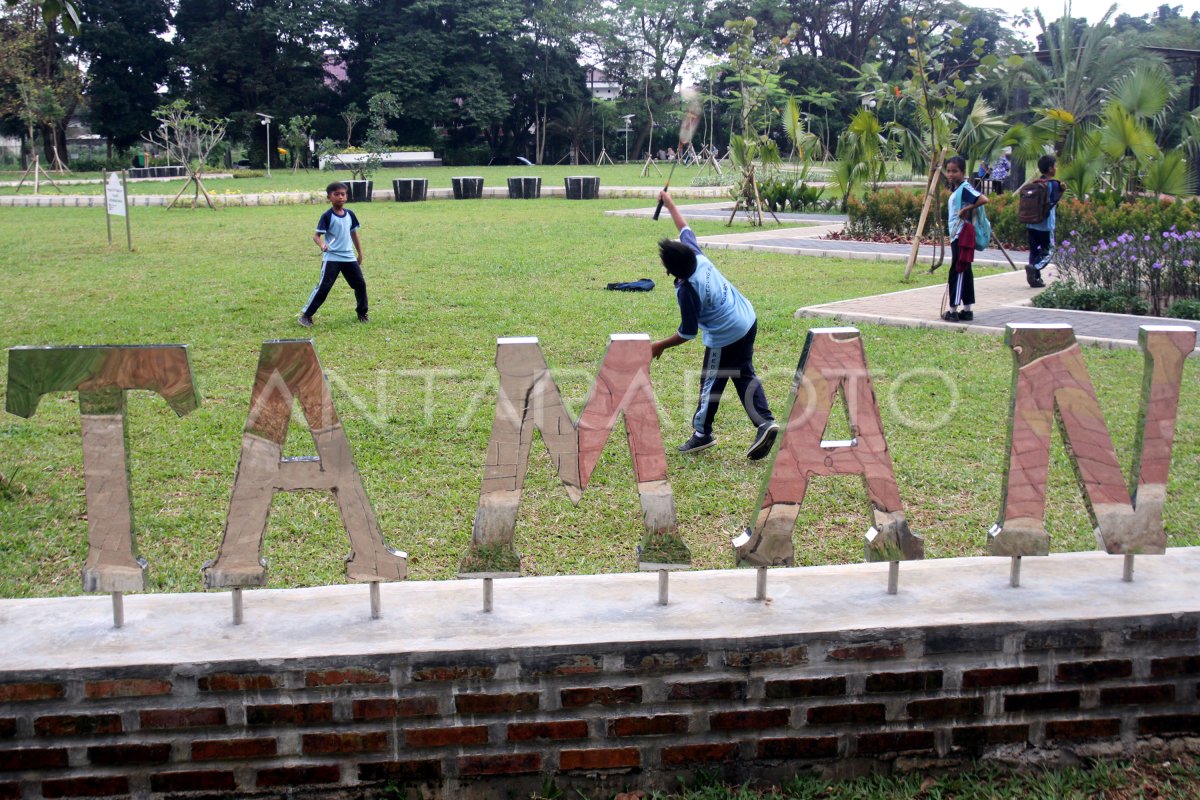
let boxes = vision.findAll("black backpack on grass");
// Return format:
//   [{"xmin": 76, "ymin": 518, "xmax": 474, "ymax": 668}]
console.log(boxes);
[{"xmin": 1018, "ymin": 179, "xmax": 1051, "ymax": 224}]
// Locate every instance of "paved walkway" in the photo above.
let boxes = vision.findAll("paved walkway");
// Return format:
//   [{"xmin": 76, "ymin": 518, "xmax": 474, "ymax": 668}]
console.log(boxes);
[
  {"xmin": 612, "ymin": 202, "xmax": 1200, "ymax": 352},
  {"xmin": 795, "ymin": 270, "xmax": 1199, "ymax": 351}
]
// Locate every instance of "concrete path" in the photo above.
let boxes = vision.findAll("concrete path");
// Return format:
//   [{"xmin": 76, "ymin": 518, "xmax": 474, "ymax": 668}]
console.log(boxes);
[{"xmin": 616, "ymin": 202, "xmax": 1200, "ymax": 352}]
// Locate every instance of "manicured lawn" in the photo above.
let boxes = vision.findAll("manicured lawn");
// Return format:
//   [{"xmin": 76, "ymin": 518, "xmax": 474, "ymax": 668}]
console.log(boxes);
[
  {"xmin": 0, "ymin": 198, "xmax": 1196, "ymax": 597},
  {"xmin": 0, "ymin": 162, "xmax": 747, "ymax": 196}
]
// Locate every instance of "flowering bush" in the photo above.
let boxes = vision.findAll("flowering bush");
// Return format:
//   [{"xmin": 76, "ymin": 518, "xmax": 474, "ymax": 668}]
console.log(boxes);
[{"xmin": 1054, "ymin": 227, "xmax": 1200, "ymax": 317}]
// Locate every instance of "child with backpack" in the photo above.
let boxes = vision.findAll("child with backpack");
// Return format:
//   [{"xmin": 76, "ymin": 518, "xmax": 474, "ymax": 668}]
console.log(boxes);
[
  {"xmin": 1019, "ymin": 154, "xmax": 1064, "ymax": 288},
  {"xmin": 942, "ymin": 155, "xmax": 988, "ymax": 323}
]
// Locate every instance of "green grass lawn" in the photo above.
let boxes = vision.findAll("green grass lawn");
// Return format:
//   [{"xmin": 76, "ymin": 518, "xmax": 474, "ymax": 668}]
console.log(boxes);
[
  {"xmin": 0, "ymin": 198, "xmax": 1196, "ymax": 597},
  {"xmin": 0, "ymin": 163, "xmax": 745, "ymax": 196}
]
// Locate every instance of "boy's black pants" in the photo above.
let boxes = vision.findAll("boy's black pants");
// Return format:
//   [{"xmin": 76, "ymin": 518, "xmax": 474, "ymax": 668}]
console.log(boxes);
[
  {"xmin": 303, "ymin": 260, "xmax": 367, "ymax": 317},
  {"xmin": 1027, "ymin": 229, "xmax": 1052, "ymax": 286},
  {"xmin": 948, "ymin": 241, "xmax": 975, "ymax": 307},
  {"xmin": 692, "ymin": 322, "xmax": 774, "ymax": 436}
]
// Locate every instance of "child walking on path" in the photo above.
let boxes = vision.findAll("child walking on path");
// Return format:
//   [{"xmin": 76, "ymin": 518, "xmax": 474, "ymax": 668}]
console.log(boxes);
[
  {"xmin": 943, "ymin": 155, "xmax": 988, "ymax": 323},
  {"xmin": 299, "ymin": 181, "xmax": 368, "ymax": 327},
  {"xmin": 1023, "ymin": 154, "xmax": 1064, "ymax": 288},
  {"xmin": 650, "ymin": 191, "xmax": 779, "ymax": 461}
]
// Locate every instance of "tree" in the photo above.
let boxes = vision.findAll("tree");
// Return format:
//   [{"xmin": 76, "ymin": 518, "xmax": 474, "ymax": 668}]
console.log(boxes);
[
  {"xmin": 346, "ymin": 0, "xmax": 590, "ymax": 164},
  {"xmin": 76, "ymin": 0, "xmax": 173, "ymax": 154},
  {"xmin": 889, "ymin": 11, "xmax": 1002, "ymax": 278},
  {"xmin": 4, "ymin": 0, "xmax": 79, "ymax": 31},
  {"xmin": 281, "ymin": 114, "xmax": 315, "ymax": 172},
  {"xmin": 1024, "ymin": 4, "xmax": 1148, "ymax": 157},
  {"xmin": 719, "ymin": 16, "xmax": 791, "ymax": 225},
  {"xmin": 143, "ymin": 100, "xmax": 228, "ymax": 209},
  {"xmin": 587, "ymin": 0, "xmax": 713, "ymax": 160},
  {"xmin": 550, "ymin": 104, "xmax": 592, "ymax": 165},
  {"xmin": 173, "ymin": 0, "xmax": 340, "ymax": 163},
  {"xmin": 0, "ymin": 0, "xmax": 83, "ymax": 166}
]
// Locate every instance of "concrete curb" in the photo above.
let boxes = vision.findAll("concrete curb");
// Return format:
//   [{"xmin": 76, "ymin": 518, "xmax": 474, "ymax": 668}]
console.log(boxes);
[{"xmin": 0, "ymin": 185, "xmax": 733, "ymax": 208}]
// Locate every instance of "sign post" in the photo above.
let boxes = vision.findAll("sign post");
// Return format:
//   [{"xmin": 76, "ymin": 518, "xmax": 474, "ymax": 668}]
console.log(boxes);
[{"xmin": 104, "ymin": 171, "xmax": 132, "ymax": 251}]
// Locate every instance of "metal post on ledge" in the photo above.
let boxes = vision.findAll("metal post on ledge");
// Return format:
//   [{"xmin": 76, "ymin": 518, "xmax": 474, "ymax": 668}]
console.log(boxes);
[
  {"xmin": 232, "ymin": 588, "xmax": 244, "ymax": 625},
  {"xmin": 482, "ymin": 578, "xmax": 493, "ymax": 613},
  {"xmin": 1123, "ymin": 554, "xmax": 1135, "ymax": 583},
  {"xmin": 887, "ymin": 561, "xmax": 899, "ymax": 595},
  {"xmin": 369, "ymin": 581, "xmax": 381, "ymax": 619},
  {"xmin": 755, "ymin": 567, "xmax": 768, "ymax": 601},
  {"xmin": 112, "ymin": 592, "xmax": 124, "ymax": 629},
  {"xmin": 658, "ymin": 569, "xmax": 669, "ymax": 606},
  {"xmin": 1010, "ymin": 556, "xmax": 1022, "ymax": 588}
]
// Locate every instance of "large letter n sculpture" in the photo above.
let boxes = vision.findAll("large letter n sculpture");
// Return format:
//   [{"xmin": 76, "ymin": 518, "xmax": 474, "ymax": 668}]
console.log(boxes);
[{"xmin": 992, "ymin": 324, "xmax": 1195, "ymax": 557}]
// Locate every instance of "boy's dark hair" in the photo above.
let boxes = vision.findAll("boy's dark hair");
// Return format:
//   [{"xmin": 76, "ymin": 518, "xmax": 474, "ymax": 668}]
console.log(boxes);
[
  {"xmin": 326, "ymin": 181, "xmax": 348, "ymax": 196},
  {"xmin": 1038, "ymin": 154, "xmax": 1057, "ymax": 175},
  {"xmin": 658, "ymin": 238, "xmax": 697, "ymax": 280},
  {"xmin": 944, "ymin": 155, "xmax": 966, "ymax": 171}
]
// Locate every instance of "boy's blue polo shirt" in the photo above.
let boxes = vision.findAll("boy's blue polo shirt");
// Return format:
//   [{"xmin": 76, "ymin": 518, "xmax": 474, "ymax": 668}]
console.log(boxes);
[
  {"xmin": 316, "ymin": 207, "xmax": 360, "ymax": 262},
  {"xmin": 674, "ymin": 227, "xmax": 756, "ymax": 348}
]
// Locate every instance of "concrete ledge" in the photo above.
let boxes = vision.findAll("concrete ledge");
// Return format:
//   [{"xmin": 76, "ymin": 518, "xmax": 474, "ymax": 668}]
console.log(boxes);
[
  {"xmin": 3, "ymin": 548, "xmax": 1197, "ymax": 673},
  {"xmin": 0, "ymin": 186, "xmax": 733, "ymax": 207}
]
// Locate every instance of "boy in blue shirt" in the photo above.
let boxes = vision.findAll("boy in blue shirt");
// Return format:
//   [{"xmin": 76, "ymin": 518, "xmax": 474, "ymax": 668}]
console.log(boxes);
[
  {"xmin": 298, "ymin": 181, "xmax": 368, "ymax": 327},
  {"xmin": 650, "ymin": 191, "xmax": 779, "ymax": 460},
  {"xmin": 1025, "ymin": 154, "xmax": 1064, "ymax": 288},
  {"xmin": 943, "ymin": 155, "xmax": 988, "ymax": 322}
]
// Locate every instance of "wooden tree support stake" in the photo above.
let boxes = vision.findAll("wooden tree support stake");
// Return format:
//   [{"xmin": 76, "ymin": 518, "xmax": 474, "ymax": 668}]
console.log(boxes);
[
  {"xmin": 904, "ymin": 147, "xmax": 945, "ymax": 280},
  {"xmin": 658, "ymin": 569, "xmax": 669, "ymax": 606},
  {"xmin": 111, "ymin": 592, "xmax": 124, "ymax": 629},
  {"xmin": 1010, "ymin": 556, "xmax": 1022, "ymax": 588},
  {"xmin": 887, "ymin": 561, "xmax": 899, "ymax": 595},
  {"xmin": 369, "ymin": 581, "xmax": 381, "ymax": 619},
  {"xmin": 232, "ymin": 588, "xmax": 244, "ymax": 625},
  {"xmin": 1123, "ymin": 555, "xmax": 1135, "ymax": 583},
  {"xmin": 482, "ymin": 578, "xmax": 493, "ymax": 613}
]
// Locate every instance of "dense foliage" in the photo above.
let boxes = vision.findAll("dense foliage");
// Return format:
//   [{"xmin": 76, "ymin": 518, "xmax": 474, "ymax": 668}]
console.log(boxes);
[{"xmin": 4, "ymin": 0, "xmax": 1199, "ymax": 170}]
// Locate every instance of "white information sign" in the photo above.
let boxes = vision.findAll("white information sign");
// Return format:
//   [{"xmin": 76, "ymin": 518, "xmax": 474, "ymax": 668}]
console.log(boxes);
[
  {"xmin": 104, "ymin": 171, "xmax": 133, "ymax": 250},
  {"xmin": 105, "ymin": 172, "xmax": 127, "ymax": 217}
]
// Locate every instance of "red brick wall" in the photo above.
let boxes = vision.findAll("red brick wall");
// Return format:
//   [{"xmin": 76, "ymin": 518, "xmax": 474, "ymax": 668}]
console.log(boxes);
[{"xmin": 1, "ymin": 614, "xmax": 1197, "ymax": 798}]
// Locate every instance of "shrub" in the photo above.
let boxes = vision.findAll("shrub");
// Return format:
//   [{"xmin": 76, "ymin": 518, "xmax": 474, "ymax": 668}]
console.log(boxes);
[
  {"xmin": 845, "ymin": 188, "xmax": 927, "ymax": 238},
  {"xmin": 441, "ymin": 145, "xmax": 491, "ymax": 166},
  {"xmin": 1059, "ymin": 196, "xmax": 1200, "ymax": 242},
  {"xmin": 1032, "ymin": 280, "xmax": 1147, "ymax": 315},
  {"xmin": 232, "ymin": 170, "xmax": 266, "ymax": 179},
  {"xmin": 756, "ymin": 175, "xmax": 832, "ymax": 213},
  {"xmin": 69, "ymin": 156, "xmax": 132, "ymax": 173},
  {"xmin": 1056, "ymin": 228, "xmax": 1200, "ymax": 316},
  {"xmin": 1166, "ymin": 298, "xmax": 1200, "ymax": 320}
]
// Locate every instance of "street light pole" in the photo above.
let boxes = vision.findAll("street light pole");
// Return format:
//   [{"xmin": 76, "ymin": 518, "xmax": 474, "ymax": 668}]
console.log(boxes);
[{"xmin": 256, "ymin": 112, "xmax": 274, "ymax": 177}]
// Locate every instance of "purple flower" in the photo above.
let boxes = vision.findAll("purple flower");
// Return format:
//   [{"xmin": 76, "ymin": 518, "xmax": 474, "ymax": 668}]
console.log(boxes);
[
  {"xmin": 1152, "ymin": 261, "xmax": 1163, "ymax": 270},
  {"xmin": 1144, "ymin": 235, "xmax": 1151, "ymax": 241}
]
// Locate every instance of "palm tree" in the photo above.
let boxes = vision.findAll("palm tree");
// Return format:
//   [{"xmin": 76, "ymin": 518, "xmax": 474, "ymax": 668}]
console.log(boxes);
[
  {"xmin": 551, "ymin": 105, "xmax": 593, "ymax": 166},
  {"xmin": 1025, "ymin": 4, "xmax": 1148, "ymax": 155}
]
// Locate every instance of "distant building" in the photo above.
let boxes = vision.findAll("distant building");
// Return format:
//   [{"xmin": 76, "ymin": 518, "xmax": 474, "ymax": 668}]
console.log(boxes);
[
  {"xmin": 323, "ymin": 54, "xmax": 349, "ymax": 93},
  {"xmin": 586, "ymin": 68, "xmax": 621, "ymax": 102}
]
